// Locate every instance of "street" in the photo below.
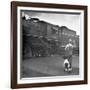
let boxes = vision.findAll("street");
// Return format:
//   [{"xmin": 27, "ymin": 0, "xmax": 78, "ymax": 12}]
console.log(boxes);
[{"xmin": 21, "ymin": 55, "xmax": 79, "ymax": 78}]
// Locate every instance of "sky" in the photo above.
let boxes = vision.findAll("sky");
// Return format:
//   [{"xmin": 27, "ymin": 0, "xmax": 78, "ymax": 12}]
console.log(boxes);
[{"xmin": 22, "ymin": 11, "xmax": 81, "ymax": 35}]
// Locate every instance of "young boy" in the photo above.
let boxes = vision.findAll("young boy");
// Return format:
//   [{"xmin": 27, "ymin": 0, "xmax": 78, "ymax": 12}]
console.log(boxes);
[{"xmin": 64, "ymin": 39, "xmax": 73, "ymax": 72}]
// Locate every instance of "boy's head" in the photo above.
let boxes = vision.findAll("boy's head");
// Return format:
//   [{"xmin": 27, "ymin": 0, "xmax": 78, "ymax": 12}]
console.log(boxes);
[{"xmin": 69, "ymin": 39, "xmax": 72, "ymax": 43}]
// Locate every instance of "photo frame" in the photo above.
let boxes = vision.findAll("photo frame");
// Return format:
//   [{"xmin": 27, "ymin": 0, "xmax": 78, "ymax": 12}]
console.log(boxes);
[{"xmin": 11, "ymin": 1, "xmax": 88, "ymax": 89}]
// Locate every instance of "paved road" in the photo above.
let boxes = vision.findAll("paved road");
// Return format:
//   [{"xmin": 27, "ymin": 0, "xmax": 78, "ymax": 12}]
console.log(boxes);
[{"xmin": 21, "ymin": 55, "xmax": 79, "ymax": 78}]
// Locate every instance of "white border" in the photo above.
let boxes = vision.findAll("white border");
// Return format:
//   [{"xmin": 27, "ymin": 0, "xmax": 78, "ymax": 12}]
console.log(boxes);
[{"xmin": 17, "ymin": 7, "xmax": 84, "ymax": 84}]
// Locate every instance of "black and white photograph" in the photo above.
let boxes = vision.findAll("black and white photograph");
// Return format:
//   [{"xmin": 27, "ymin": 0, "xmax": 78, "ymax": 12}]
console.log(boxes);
[
  {"xmin": 11, "ymin": 1, "xmax": 87, "ymax": 88},
  {"xmin": 21, "ymin": 10, "xmax": 80, "ymax": 78}
]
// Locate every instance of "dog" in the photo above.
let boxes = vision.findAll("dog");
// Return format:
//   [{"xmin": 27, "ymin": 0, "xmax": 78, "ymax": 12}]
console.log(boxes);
[{"xmin": 64, "ymin": 59, "xmax": 72, "ymax": 72}]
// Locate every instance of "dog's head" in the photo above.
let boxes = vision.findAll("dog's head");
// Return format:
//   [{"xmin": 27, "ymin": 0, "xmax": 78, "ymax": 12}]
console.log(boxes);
[{"xmin": 64, "ymin": 59, "xmax": 70, "ymax": 68}]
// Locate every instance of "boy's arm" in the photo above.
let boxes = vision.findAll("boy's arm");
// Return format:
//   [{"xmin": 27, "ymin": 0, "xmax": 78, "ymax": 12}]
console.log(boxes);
[{"xmin": 65, "ymin": 44, "xmax": 68, "ymax": 50}]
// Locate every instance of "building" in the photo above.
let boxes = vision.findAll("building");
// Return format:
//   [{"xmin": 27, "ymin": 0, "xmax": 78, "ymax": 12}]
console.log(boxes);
[
  {"xmin": 59, "ymin": 26, "xmax": 77, "ymax": 46},
  {"xmin": 22, "ymin": 17, "xmax": 79, "ymax": 58}
]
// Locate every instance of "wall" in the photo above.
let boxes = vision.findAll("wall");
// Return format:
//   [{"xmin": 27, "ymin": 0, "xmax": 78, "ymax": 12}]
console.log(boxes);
[{"xmin": 0, "ymin": 0, "xmax": 89, "ymax": 90}]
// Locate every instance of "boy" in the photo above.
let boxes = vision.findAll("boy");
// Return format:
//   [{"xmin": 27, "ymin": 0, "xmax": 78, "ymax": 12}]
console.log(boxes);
[{"xmin": 64, "ymin": 39, "xmax": 73, "ymax": 72}]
